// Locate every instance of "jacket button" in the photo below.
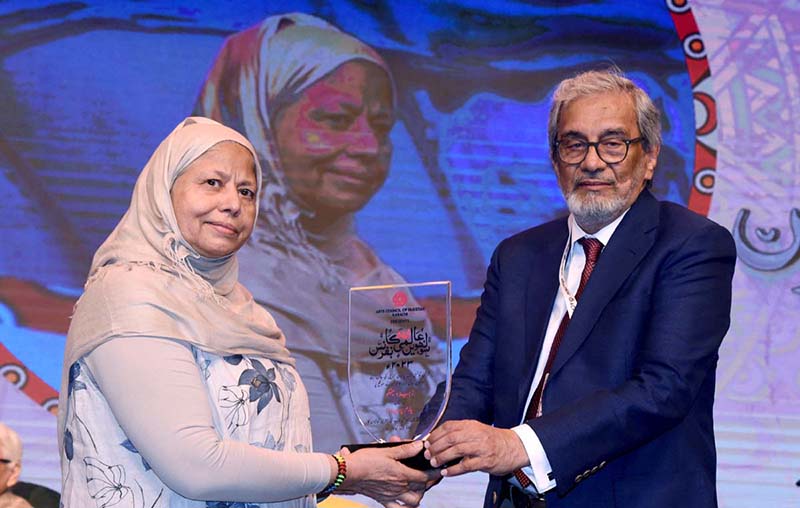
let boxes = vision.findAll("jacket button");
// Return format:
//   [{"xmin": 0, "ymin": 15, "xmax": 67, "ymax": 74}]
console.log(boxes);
[
  {"xmin": 493, "ymin": 491, "xmax": 497, "ymax": 504},
  {"xmin": 575, "ymin": 474, "xmax": 583, "ymax": 483},
  {"xmin": 599, "ymin": 460, "xmax": 606, "ymax": 468}
]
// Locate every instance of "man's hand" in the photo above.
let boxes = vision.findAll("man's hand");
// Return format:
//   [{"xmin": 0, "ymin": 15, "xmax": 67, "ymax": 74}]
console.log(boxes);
[{"xmin": 423, "ymin": 420, "xmax": 529, "ymax": 477}]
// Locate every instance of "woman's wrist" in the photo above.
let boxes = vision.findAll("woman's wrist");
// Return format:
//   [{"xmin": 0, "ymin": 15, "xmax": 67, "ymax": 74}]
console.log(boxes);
[
  {"xmin": 325, "ymin": 454, "xmax": 338, "ymax": 484},
  {"xmin": 317, "ymin": 453, "xmax": 347, "ymax": 501}
]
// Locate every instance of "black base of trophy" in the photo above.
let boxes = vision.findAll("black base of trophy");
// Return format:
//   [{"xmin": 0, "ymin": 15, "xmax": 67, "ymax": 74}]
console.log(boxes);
[{"xmin": 343, "ymin": 441, "xmax": 435, "ymax": 470}]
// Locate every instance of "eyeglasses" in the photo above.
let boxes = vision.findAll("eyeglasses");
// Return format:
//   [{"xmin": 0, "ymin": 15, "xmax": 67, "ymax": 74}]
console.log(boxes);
[{"xmin": 554, "ymin": 136, "xmax": 644, "ymax": 165}]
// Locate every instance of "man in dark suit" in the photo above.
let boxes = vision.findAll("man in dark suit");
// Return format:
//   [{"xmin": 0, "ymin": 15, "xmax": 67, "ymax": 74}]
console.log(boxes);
[{"xmin": 423, "ymin": 68, "xmax": 736, "ymax": 508}]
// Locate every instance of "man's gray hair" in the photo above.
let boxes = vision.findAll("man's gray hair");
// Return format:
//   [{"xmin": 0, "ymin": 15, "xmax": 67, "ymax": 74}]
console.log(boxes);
[
  {"xmin": 547, "ymin": 67, "xmax": 662, "ymax": 160},
  {"xmin": 0, "ymin": 422, "xmax": 23, "ymax": 465}
]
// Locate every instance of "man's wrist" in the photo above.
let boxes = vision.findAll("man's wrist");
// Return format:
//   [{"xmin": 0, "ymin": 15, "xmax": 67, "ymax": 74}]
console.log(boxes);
[
  {"xmin": 506, "ymin": 427, "xmax": 532, "ymax": 470},
  {"xmin": 511, "ymin": 423, "xmax": 556, "ymax": 492},
  {"xmin": 511, "ymin": 424, "xmax": 536, "ymax": 469}
]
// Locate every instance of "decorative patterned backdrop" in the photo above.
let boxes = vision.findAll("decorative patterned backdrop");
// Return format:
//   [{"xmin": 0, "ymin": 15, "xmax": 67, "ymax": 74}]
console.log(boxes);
[
  {"xmin": 691, "ymin": 2, "xmax": 800, "ymax": 506},
  {"xmin": 0, "ymin": 1, "xmax": 797, "ymax": 507}
]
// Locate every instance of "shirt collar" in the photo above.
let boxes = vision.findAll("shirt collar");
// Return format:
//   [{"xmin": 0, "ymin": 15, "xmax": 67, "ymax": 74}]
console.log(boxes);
[{"xmin": 568, "ymin": 208, "xmax": 630, "ymax": 249}]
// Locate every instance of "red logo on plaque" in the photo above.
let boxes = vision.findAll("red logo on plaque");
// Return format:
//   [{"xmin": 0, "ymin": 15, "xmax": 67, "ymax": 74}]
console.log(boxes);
[
  {"xmin": 397, "ymin": 328, "xmax": 411, "ymax": 341},
  {"xmin": 392, "ymin": 291, "xmax": 408, "ymax": 307}
]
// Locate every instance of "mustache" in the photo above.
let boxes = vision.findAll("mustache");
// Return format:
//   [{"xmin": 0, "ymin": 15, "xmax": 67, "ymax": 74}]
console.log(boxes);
[{"xmin": 573, "ymin": 177, "xmax": 615, "ymax": 188}]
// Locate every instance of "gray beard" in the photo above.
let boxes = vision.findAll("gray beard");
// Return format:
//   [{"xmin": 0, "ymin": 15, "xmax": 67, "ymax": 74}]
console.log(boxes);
[{"xmin": 564, "ymin": 189, "xmax": 629, "ymax": 233}]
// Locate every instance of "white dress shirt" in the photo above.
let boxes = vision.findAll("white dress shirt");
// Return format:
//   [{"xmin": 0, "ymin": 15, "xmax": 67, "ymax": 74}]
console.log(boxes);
[{"xmin": 511, "ymin": 210, "xmax": 629, "ymax": 493}]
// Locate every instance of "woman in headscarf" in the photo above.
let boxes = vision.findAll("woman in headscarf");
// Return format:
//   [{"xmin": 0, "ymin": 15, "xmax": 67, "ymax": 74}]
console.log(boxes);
[
  {"xmin": 58, "ymin": 117, "xmax": 434, "ymax": 508},
  {"xmin": 194, "ymin": 13, "xmax": 445, "ymax": 453}
]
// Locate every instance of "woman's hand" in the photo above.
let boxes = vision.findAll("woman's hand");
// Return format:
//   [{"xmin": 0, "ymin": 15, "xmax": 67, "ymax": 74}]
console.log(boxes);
[{"xmin": 337, "ymin": 441, "xmax": 441, "ymax": 508}]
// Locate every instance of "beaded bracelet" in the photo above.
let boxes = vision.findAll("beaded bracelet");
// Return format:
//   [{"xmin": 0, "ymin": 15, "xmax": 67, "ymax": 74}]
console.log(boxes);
[{"xmin": 317, "ymin": 453, "xmax": 347, "ymax": 501}]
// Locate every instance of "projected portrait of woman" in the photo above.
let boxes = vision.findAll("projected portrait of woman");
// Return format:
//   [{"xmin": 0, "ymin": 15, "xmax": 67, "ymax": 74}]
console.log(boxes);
[{"xmin": 193, "ymin": 13, "xmax": 442, "ymax": 453}]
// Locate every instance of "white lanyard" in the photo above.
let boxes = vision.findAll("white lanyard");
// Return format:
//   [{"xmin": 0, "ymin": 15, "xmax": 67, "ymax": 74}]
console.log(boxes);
[{"xmin": 557, "ymin": 230, "xmax": 580, "ymax": 318}]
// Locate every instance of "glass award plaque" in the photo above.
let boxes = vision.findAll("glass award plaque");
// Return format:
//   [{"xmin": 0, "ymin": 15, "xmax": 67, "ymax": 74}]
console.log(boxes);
[{"xmin": 346, "ymin": 281, "xmax": 452, "ymax": 469}]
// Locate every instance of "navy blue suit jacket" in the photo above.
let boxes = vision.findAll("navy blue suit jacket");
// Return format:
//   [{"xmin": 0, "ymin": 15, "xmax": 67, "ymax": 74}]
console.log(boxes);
[{"xmin": 441, "ymin": 190, "xmax": 736, "ymax": 508}]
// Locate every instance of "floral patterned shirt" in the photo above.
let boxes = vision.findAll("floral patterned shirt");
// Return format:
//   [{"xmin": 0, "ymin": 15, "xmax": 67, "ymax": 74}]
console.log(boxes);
[{"xmin": 61, "ymin": 338, "xmax": 327, "ymax": 508}]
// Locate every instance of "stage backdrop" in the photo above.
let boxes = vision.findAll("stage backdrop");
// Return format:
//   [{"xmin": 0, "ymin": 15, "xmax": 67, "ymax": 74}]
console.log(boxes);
[{"xmin": 0, "ymin": 1, "xmax": 797, "ymax": 507}]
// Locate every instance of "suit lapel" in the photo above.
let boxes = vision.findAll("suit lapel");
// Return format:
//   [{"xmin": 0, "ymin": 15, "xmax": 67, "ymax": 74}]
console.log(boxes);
[
  {"xmin": 550, "ymin": 190, "xmax": 660, "ymax": 377},
  {"xmin": 519, "ymin": 222, "xmax": 568, "ymax": 409}
]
